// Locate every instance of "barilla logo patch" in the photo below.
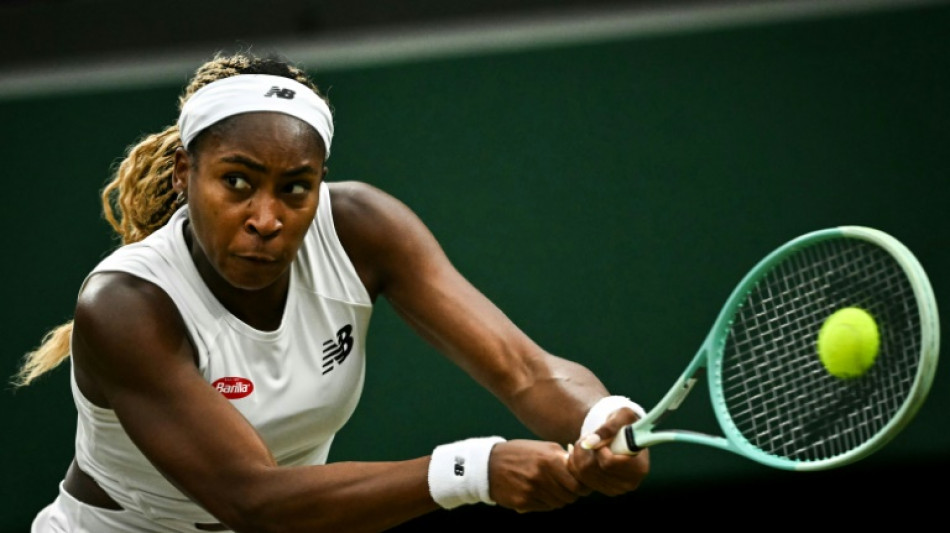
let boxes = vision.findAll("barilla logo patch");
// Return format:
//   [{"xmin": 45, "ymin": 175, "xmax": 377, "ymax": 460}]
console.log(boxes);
[{"xmin": 212, "ymin": 377, "xmax": 254, "ymax": 399}]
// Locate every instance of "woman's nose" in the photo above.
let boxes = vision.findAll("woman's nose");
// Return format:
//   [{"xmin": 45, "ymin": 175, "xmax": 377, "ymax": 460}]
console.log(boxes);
[{"xmin": 245, "ymin": 195, "xmax": 284, "ymax": 238}]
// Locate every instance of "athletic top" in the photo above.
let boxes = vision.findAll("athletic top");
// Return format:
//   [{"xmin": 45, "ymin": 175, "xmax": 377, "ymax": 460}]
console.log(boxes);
[{"xmin": 71, "ymin": 181, "xmax": 373, "ymax": 526}]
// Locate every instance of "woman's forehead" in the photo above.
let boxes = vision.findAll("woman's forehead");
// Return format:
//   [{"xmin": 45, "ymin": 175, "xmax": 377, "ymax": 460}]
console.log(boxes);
[{"xmin": 198, "ymin": 112, "xmax": 326, "ymax": 157}]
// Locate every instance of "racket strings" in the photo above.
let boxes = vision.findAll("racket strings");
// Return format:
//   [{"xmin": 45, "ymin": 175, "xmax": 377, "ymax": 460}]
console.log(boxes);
[{"xmin": 719, "ymin": 238, "xmax": 920, "ymax": 463}]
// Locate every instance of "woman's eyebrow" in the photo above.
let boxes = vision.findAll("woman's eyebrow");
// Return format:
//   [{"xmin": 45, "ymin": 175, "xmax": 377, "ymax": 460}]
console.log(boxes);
[{"xmin": 219, "ymin": 155, "xmax": 317, "ymax": 177}]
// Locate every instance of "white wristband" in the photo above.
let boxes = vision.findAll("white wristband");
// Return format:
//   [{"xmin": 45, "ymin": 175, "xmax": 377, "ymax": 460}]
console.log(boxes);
[
  {"xmin": 428, "ymin": 436, "xmax": 506, "ymax": 509},
  {"xmin": 581, "ymin": 395, "xmax": 646, "ymax": 437}
]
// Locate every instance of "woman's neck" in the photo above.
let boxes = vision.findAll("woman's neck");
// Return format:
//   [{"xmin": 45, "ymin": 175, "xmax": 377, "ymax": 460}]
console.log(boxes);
[{"xmin": 183, "ymin": 221, "xmax": 289, "ymax": 331}]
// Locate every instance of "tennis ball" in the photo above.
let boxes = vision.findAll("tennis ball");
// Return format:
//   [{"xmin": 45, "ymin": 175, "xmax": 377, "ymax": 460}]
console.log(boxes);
[{"xmin": 817, "ymin": 307, "xmax": 880, "ymax": 378}]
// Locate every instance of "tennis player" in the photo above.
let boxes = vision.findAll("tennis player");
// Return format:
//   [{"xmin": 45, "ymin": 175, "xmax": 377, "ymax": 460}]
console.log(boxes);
[{"xmin": 17, "ymin": 52, "xmax": 649, "ymax": 532}]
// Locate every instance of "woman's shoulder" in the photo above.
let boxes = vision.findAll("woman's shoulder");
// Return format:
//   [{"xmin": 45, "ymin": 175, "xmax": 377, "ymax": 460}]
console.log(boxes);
[
  {"xmin": 327, "ymin": 180, "xmax": 389, "ymax": 213},
  {"xmin": 324, "ymin": 180, "xmax": 433, "ymax": 298},
  {"xmin": 78, "ymin": 270, "xmax": 178, "ymax": 316},
  {"xmin": 79, "ymin": 209, "xmax": 193, "ymax": 331},
  {"xmin": 326, "ymin": 180, "xmax": 421, "ymax": 226},
  {"xmin": 75, "ymin": 270, "xmax": 184, "ymax": 353}
]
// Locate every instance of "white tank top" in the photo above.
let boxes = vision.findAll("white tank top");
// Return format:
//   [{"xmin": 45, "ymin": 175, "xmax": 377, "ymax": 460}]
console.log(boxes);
[{"xmin": 72, "ymin": 182, "xmax": 372, "ymax": 525}]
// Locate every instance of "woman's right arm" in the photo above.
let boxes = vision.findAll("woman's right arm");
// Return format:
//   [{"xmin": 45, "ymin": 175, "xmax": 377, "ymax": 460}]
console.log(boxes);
[{"xmin": 72, "ymin": 271, "xmax": 437, "ymax": 533}]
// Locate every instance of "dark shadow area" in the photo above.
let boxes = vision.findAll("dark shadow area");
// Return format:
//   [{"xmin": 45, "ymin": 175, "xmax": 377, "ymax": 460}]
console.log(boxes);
[
  {"xmin": 0, "ymin": 0, "xmax": 728, "ymax": 71},
  {"xmin": 391, "ymin": 456, "xmax": 947, "ymax": 529}
]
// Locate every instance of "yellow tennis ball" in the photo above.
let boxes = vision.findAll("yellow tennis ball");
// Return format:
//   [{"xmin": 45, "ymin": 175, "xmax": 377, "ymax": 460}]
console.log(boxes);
[{"xmin": 817, "ymin": 307, "xmax": 880, "ymax": 378}]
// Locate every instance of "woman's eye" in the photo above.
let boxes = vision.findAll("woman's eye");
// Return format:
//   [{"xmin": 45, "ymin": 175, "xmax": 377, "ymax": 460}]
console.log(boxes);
[
  {"xmin": 224, "ymin": 174, "xmax": 250, "ymax": 190},
  {"xmin": 285, "ymin": 182, "xmax": 311, "ymax": 195}
]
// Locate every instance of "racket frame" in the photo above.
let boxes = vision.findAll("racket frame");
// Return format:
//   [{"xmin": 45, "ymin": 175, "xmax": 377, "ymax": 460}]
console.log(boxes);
[{"xmin": 612, "ymin": 226, "xmax": 939, "ymax": 471}]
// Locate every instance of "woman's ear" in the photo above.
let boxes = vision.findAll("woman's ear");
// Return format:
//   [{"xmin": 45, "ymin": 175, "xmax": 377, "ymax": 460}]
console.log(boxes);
[{"xmin": 172, "ymin": 147, "xmax": 191, "ymax": 194}]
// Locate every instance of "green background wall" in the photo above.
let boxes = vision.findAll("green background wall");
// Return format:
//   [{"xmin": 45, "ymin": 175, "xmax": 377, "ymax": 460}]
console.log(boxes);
[{"xmin": 2, "ymin": 3, "xmax": 948, "ymax": 530}]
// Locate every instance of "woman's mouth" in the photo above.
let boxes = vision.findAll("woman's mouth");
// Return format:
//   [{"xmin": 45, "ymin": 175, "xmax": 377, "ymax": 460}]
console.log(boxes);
[{"xmin": 236, "ymin": 253, "xmax": 279, "ymax": 264}]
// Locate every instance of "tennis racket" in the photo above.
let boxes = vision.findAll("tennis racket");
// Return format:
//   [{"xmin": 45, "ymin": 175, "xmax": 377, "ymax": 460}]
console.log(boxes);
[{"xmin": 610, "ymin": 226, "xmax": 939, "ymax": 471}]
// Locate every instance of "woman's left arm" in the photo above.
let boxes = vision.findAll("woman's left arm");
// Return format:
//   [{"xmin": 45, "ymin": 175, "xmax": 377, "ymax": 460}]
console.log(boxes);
[{"xmin": 330, "ymin": 181, "xmax": 648, "ymax": 494}]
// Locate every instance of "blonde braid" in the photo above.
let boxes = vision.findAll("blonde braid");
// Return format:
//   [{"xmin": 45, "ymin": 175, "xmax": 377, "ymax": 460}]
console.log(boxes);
[
  {"xmin": 101, "ymin": 126, "xmax": 181, "ymax": 245},
  {"xmin": 14, "ymin": 51, "xmax": 327, "ymax": 387}
]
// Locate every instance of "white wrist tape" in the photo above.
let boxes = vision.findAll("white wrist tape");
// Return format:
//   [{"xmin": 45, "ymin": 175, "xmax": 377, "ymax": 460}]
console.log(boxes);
[
  {"xmin": 581, "ymin": 395, "xmax": 646, "ymax": 437},
  {"xmin": 428, "ymin": 436, "xmax": 506, "ymax": 509}
]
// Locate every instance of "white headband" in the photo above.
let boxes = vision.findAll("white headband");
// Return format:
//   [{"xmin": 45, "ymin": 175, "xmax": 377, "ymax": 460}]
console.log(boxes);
[{"xmin": 177, "ymin": 74, "xmax": 334, "ymax": 159}]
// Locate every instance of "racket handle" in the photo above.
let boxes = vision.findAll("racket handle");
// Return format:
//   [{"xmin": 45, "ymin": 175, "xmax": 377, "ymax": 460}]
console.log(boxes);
[{"xmin": 609, "ymin": 425, "xmax": 642, "ymax": 455}]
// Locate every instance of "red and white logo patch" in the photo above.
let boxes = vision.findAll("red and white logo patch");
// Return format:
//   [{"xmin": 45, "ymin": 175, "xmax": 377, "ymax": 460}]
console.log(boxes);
[{"xmin": 212, "ymin": 377, "xmax": 254, "ymax": 399}]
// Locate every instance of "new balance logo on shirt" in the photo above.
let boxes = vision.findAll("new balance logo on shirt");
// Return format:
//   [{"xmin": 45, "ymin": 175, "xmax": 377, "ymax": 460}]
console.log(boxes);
[{"xmin": 322, "ymin": 324, "xmax": 354, "ymax": 374}]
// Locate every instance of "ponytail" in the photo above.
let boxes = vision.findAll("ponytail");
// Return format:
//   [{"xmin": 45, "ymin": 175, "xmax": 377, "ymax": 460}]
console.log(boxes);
[{"xmin": 13, "ymin": 322, "xmax": 74, "ymax": 387}]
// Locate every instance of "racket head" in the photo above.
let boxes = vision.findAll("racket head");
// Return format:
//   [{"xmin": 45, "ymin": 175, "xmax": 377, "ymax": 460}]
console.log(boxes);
[{"xmin": 704, "ymin": 226, "xmax": 939, "ymax": 471}]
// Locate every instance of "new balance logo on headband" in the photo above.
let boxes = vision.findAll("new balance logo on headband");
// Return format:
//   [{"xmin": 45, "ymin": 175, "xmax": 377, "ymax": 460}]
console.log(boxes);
[
  {"xmin": 179, "ymin": 75, "xmax": 332, "ymax": 155},
  {"xmin": 264, "ymin": 86, "xmax": 296, "ymax": 99}
]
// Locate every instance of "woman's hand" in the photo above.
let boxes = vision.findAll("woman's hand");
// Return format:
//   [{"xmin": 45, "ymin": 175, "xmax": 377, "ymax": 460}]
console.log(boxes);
[
  {"xmin": 566, "ymin": 407, "xmax": 650, "ymax": 496},
  {"xmin": 487, "ymin": 440, "xmax": 592, "ymax": 513}
]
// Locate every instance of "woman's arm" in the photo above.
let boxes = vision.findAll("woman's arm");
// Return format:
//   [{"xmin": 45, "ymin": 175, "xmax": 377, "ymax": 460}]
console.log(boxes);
[
  {"xmin": 331, "ymin": 181, "xmax": 602, "ymax": 440},
  {"xmin": 72, "ymin": 272, "xmax": 437, "ymax": 533},
  {"xmin": 330, "ymin": 181, "xmax": 649, "ymax": 499}
]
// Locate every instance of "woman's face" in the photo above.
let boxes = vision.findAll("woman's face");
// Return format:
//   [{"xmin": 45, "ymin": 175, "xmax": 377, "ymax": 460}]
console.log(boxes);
[{"xmin": 173, "ymin": 112, "xmax": 327, "ymax": 293}]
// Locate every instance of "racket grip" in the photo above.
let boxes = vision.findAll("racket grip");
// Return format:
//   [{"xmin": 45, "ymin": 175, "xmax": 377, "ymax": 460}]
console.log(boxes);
[{"xmin": 609, "ymin": 425, "xmax": 642, "ymax": 455}]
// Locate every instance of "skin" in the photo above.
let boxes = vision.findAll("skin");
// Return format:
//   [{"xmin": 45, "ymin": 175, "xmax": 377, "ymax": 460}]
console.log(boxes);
[{"xmin": 69, "ymin": 112, "xmax": 649, "ymax": 532}]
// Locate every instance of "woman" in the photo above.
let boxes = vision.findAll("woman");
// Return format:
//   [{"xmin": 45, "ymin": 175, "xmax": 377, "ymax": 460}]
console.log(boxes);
[{"xmin": 17, "ymin": 52, "xmax": 648, "ymax": 532}]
